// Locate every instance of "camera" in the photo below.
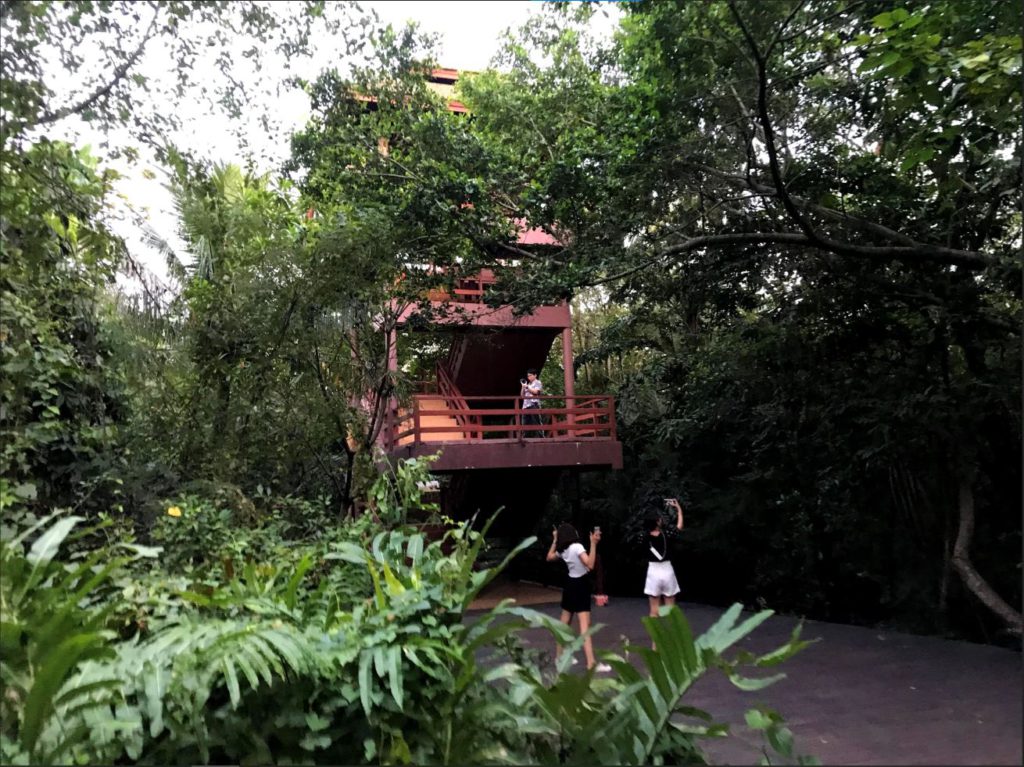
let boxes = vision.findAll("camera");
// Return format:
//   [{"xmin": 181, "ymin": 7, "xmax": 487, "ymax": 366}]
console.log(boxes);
[{"xmin": 520, "ymin": 378, "xmax": 527, "ymax": 385}]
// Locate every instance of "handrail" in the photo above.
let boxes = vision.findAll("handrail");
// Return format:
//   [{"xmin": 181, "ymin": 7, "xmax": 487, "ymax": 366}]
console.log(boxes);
[
  {"xmin": 416, "ymin": 271, "xmax": 498, "ymax": 305},
  {"xmin": 436, "ymin": 362, "xmax": 481, "ymax": 438},
  {"xmin": 390, "ymin": 393, "xmax": 617, "ymax": 445}
]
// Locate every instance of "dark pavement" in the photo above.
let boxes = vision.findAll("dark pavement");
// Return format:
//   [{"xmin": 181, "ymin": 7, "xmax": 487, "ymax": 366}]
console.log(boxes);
[{"xmin": 490, "ymin": 597, "xmax": 1022, "ymax": 765}]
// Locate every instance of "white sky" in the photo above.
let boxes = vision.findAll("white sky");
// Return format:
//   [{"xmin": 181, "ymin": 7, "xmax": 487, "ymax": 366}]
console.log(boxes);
[{"xmin": 42, "ymin": 1, "xmax": 619, "ymax": 296}]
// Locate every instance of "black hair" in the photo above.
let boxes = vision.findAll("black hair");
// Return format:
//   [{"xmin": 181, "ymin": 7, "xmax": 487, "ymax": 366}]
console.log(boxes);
[
  {"xmin": 555, "ymin": 522, "xmax": 579, "ymax": 553},
  {"xmin": 527, "ymin": 368, "xmax": 538, "ymax": 375},
  {"xmin": 644, "ymin": 511, "xmax": 662, "ymax": 531}
]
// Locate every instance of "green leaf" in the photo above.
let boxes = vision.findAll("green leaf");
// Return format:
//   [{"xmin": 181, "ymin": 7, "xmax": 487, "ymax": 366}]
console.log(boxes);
[
  {"xmin": 222, "ymin": 656, "xmax": 242, "ymax": 707},
  {"xmin": 406, "ymin": 534, "xmax": 424, "ymax": 564},
  {"xmin": 728, "ymin": 671, "xmax": 786, "ymax": 691},
  {"xmin": 305, "ymin": 712, "xmax": 331, "ymax": 732},
  {"xmin": 900, "ymin": 146, "xmax": 935, "ymax": 171},
  {"xmin": 745, "ymin": 708, "xmax": 773, "ymax": 730},
  {"xmin": 21, "ymin": 631, "xmax": 110, "ymax": 755},
  {"xmin": 387, "ymin": 645, "xmax": 403, "ymax": 710},
  {"xmin": 12, "ymin": 482, "xmax": 37, "ymax": 500},
  {"xmin": 26, "ymin": 516, "xmax": 83, "ymax": 566},
  {"xmin": 358, "ymin": 650, "xmax": 373, "ymax": 716}
]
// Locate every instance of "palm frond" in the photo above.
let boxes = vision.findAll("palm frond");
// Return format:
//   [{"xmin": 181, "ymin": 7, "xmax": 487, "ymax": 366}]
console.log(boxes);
[{"xmin": 140, "ymin": 222, "xmax": 189, "ymax": 283}]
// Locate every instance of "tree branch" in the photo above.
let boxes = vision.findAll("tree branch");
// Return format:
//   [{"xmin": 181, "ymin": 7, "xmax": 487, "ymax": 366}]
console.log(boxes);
[
  {"xmin": 27, "ymin": 6, "xmax": 161, "ymax": 131},
  {"xmin": 587, "ymin": 226, "xmax": 996, "ymax": 291},
  {"xmin": 728, "ymin": 0, "xmax": 820, "ymax": 243},
  {"xmin": 765, "ymin": 0, "xmax": 807, "ymax": 58},
  {"xmin": 952, "ymin": 478, "xmax": 1023, "ymax": 636},
  {"xmin": 691, "ymin": 162, "xmax": 921, "ymax": 247}
]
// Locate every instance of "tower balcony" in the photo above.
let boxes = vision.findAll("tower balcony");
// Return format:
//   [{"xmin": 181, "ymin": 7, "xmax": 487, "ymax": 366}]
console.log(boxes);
[{"xmin": 384, "ymin": 392, "xmax": 623, "ymax": 472}]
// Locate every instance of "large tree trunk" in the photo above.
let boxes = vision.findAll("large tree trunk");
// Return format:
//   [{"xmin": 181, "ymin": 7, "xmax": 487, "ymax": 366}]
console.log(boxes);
[{"xmin": 951, "ymin": 479, "xmax": 1023, "ymax": 636}]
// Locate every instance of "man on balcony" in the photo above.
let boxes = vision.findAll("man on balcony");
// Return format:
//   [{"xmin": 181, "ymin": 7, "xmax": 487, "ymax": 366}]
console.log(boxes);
[{"xmin": 520, "ymin": 368, "xmax": 544, "ymax": 438}]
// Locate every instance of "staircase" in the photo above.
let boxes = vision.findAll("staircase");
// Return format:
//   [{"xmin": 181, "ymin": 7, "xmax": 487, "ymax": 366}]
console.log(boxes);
[{"xmin": 394, "ymin": 396, "xmax": 469, "ymax": 446}]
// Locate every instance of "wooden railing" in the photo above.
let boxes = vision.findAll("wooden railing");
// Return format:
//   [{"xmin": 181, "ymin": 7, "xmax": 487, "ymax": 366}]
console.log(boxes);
[
  {"xmin": 424, "ymin": 274, "xmax": 497, "ymax": 305},
  {"xmin": 388, "ymin": 393, "xmax": 617, "ymax": 447}
]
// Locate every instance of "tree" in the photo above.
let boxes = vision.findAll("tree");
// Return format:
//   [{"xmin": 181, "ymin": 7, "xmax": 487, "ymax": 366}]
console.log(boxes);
[
  {"xmin": 0, "ymin": 140, "xmax": 129, "ymax": 513},
  {"xmin": 0, "ymin": 0, "xmax": 357, "ymax": 516},
  {"xmin": 1, "ymin": 0, "xmax": 348, "ymax": 159},
  {"xmin": 456, "ymin": 0, "xmax": 1021, "ymax": 636}
]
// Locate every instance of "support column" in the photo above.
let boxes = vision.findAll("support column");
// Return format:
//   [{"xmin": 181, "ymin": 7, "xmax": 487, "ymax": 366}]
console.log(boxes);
[{"xmin": 562, "ymin": 327, "xmax": 575, "ymax": 432}]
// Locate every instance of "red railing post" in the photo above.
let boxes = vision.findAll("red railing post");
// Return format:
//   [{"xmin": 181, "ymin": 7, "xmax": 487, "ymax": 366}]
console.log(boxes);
[{"xmin": 414, "ymin": 399, "xmax": 421, "ymax": 445}]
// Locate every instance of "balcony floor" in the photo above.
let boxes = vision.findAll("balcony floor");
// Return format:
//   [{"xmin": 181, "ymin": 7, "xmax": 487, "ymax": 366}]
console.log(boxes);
[{"xmin": 387, "ymin": 438, "xmax": 623, "ymax": 471}]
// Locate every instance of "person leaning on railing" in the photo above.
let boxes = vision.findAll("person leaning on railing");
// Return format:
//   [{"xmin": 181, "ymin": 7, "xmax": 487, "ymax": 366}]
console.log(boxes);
[{"xmin": 520, "ymin": 368, "xmax": 543, "ymax": 437}]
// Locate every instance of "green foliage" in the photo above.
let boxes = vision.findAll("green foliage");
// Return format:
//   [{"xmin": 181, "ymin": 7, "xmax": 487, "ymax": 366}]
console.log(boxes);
[
  {"xmin": 2, "ymin": 510, "xmax": 813, "ymax": 766},
  {"xmin": 0, "ymin": 0, "xmax": 350, "ymax": 153},
  {"xmin": 368, "ymin": 454, "xmax": 440, "ymax": 525},
  {"xmin": 501, "ymin": 603, "xmax": 816, "ymax": 766},
  {"xmin": 0, "ymin": 512, "xmax": 155, "ymax": 764},
  {"xmin": 855, "ymin": 1, "xmax": 1021, "ymax": 174},
  {"xmin": 151, "ymin": 495, "xmax": 235, "ymax": 570},
  {"xmin": 463, "ymin": 0, "xmax": 1021, "ymax": 640},
  {"xmin": 0, "ymin": 139, "xmax": 129, "ymax": 515}
]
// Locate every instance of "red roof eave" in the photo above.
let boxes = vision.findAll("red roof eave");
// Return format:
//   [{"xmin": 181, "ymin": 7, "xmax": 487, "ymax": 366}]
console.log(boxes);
[{"xmin": 513, "ymin": 218, "xmax": 560, "ymax": 246}]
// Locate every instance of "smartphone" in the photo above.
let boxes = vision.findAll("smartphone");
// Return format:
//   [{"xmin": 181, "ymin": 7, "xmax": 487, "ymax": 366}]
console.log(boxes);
[
  {"xmin": 663, "ymin": 499, "xmax": 673, "ymax": 507},
  {"xmin": 593, "ymin": 526, "xmax": 601, "ymax": 533}
]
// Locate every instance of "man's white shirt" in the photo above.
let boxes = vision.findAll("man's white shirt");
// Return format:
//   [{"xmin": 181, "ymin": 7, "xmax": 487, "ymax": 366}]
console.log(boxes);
[{"xmin": 523, "ymin": 379, "xmax": 542, "ymax": 407}]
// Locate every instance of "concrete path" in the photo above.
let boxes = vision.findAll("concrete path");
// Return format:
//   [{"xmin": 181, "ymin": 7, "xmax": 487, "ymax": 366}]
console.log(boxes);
[{"xmin": 485, "ymin": 595, "xmax": 1022, "ymax": 765}]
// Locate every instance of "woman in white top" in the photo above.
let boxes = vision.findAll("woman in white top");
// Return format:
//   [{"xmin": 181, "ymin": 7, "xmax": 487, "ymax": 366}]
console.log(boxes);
[{"xmin": 546, "ymin": 522, "xmax": 611, "ymax": 672}]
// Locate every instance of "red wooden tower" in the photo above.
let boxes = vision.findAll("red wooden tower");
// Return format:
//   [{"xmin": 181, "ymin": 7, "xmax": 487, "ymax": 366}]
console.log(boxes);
[{"xmin": 378, "ymin": 70, "xmax": 623, "ymax": 535}]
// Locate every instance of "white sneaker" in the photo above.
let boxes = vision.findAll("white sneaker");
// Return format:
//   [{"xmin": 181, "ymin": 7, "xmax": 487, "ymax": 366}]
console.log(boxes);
[{"xmin": 594, "ymin": 663, "xmax": 613, "ymax": 673}]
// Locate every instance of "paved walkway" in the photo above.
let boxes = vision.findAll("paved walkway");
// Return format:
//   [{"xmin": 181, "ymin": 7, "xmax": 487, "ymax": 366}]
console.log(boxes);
[{"xmin": 474, "ymin": 588, "xmax": 1022, "ymax": 765}]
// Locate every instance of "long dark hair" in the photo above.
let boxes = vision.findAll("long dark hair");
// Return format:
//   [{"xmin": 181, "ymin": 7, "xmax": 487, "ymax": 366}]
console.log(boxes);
[
  {"xmin": 644, "ymin": 511, "xmax": 663, "ymax": 532},
  {"xmin": 555, "ymin": 522, "xmax": 579, "ymax": 553}
]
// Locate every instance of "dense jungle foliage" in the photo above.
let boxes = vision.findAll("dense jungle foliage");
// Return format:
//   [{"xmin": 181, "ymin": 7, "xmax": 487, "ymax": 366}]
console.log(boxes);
[
  {"xmin": 0, "ymin": 0, "xmax": 1020, "ymax": 763},
  {"xmin": 500, "ymin": 0, "xmax": 1021, "ymax": 645}
]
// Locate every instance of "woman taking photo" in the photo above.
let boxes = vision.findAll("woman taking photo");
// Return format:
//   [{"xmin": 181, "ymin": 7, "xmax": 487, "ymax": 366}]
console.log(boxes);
[
  {"xmin": 645, "ymin": 498, "xmax": 684, "ymax": 623},
  {"xmin": 547, "ymin": 522, "xmax": 611, "ymax": 673}
]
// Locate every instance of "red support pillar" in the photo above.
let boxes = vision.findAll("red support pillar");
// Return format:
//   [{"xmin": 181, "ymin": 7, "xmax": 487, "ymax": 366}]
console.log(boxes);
[{"xmin": 562, "ymin": 326, "xmax": 575, "ymax": 434}]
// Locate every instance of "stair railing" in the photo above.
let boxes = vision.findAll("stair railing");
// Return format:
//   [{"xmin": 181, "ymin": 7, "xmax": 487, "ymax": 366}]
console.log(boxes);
[{"xmin": 436, "ymin": 362, "xmax": 481, "ymax": 439}]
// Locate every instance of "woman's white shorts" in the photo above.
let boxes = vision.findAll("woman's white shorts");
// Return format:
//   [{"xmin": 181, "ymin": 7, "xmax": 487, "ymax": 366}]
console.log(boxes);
[{"xmin": 644, "ymin": 560, "xmax": 680, "ymax": 597}]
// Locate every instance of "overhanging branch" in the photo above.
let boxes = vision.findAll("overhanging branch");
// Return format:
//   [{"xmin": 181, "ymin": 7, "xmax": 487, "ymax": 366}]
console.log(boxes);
[
  {"xmin": 718, "ymin": 2, "xmax": 1000, "ymax": 271},
  {"xmin": 20, "ymin": 5, "xmax": 161, "ymax": 132}
]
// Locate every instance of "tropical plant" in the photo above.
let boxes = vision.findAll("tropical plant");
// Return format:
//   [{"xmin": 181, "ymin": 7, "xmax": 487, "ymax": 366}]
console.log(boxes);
[
  {"xmin": 503, "ymin": 603, "xmax": 816, "ymax": 766},
  {"xmin": 366, "ymin": 453, "xmax": 441, "ymax": 525},
  {"xmin": 2, "ymin": 508, "xmax": 815, "ymax": 766},
  {"xmin": 0, "ymin": 512, "xmax": 157, "ymax": 764},
  {"xmin": 0, "ymin": 140, "xmax": 130, "ymax": 516}
]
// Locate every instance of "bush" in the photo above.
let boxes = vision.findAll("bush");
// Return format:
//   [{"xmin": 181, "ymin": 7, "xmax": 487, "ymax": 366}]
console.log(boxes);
[
  {"xmin": 150, "ymin": 494, "xmax": 235, "ymax": 570},
  {"xmin": 2, "ymin": 510, "xmax": 816, "ymax": 765}
]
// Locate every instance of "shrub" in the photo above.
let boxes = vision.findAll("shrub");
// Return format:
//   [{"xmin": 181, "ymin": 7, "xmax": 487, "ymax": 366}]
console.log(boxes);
[
  {"xmin": 150, "ymin": 494, "xmax": 234, "ymax": 570},
  {"xmin": 2, "ymin": 513, "xmax": 816, "ymax": 765}
]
